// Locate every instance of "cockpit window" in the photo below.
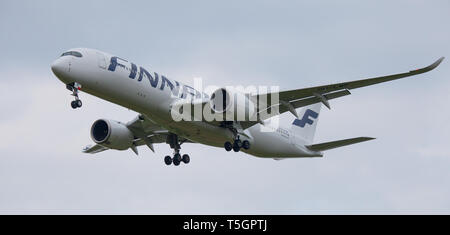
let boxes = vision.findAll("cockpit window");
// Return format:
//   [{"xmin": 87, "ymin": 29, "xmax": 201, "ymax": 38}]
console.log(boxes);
[{"xmin": 60, "ymin": 51, "xmax": 83, "ymax": 58}]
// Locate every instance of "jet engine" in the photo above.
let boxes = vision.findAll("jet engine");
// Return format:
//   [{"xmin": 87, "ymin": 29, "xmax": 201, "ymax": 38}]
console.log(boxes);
[
  {"xmin": 209, "ymin": 88, "xmax": 257, "ymax": 121},
  {"xmin": 90, "ymin": 119, "xmax": 134, "ymax": 150}
]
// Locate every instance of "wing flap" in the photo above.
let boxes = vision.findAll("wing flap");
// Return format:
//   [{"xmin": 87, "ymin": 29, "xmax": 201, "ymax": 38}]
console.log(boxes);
[
  {"xmin": 306, "ymin": 137, "xmax": 375, "ymax": 152},
  {"xmin": 240, "ymin": 89, "xmax": 351, "ymax": 129}
]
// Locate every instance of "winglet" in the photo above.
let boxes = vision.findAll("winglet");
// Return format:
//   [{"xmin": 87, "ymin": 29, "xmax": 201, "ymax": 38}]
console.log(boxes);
[
  {"xmin": 410, "ymin": 57, "xmax": 445, "ymax": 73},
  {"xmin": 82, "ymin": 145, "xmax": 92, "ymax": 153}
]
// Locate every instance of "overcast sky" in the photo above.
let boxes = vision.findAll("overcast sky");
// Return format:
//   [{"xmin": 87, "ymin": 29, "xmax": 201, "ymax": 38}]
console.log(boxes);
[{"xmin": 0, "ymin": 0, "xmax": 449, "ymax": 214}]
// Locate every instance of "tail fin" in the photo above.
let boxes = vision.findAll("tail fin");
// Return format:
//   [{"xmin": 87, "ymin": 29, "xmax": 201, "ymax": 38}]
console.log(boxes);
[{"xmin": 291, "ymin": 103, "xmax": 322, "ymax": 144}]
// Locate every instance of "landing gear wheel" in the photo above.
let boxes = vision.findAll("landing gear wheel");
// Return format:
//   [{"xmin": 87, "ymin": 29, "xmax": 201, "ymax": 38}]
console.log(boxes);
[
  {"xmin": 182, "ymin": 154, "xmax": 190, "ymax": 164},
  {"xmin": 173, "ymin": 153, "xmax": 181, "ymax": 166},
  {"xmin": 76, "ymin": 100, "xmax": 82, "ymax": 108},
  {"xmin": 174, "ymin": 153, "xmax": 181, "ymax": 161},
  {"xmin": 233, "ymin": 142, "xmax": 241, "ymax": 152},
  {"xmin": 234, "ymin": 139, "xmax": 242, "ymax": 148},
  {"xmin": 224, "ymin": 142, "xmax": 233, "ymax": 152},
  {"xmin": 164, "ymin": 156, "xmax": 172, "ymax": 165},
  {"xmin": 71, "ymin": 101, "xmax": 78, "ymax": 109},
  {"xmin": 242, "ymin": 140, "xmax": 250, "ymax": 150}
]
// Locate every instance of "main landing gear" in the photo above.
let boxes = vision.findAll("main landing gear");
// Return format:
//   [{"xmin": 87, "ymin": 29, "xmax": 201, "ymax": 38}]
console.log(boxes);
[
  {"xmin": 67, "ymin": 82, "xmax": 82, "ymax": 109},
  {"xmin": 164, "ymin": 154, "xmax": 190, "ymax": 166},
  {"xmin": 220, "ymin": 122, "xmax": 251, "ymax": 153},
  {"xmin": 164, "ymin": 134, "xmax": 190, "ymax": 166},
  {"xmin": 224, "ymin": 136, "xmax": 250, "ymax": 153}
]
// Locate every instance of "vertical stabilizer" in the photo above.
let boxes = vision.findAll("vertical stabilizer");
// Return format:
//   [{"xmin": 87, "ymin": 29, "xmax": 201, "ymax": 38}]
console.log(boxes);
[{"xmin": 291, "ymin": 103, "xmax": 322, "ymax": 144}]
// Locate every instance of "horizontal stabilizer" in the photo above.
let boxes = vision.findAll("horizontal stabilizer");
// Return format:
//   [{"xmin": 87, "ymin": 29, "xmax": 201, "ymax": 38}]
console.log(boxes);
[{"xmin": 306, "ymin": 137, "xmax": 375, "ymax": 152}]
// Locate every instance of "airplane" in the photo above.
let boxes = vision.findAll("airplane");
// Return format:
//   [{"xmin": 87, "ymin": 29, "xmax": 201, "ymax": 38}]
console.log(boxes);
[{"xmin": 51, "ymin": 48, "xmax": 444, "ymax": 166}]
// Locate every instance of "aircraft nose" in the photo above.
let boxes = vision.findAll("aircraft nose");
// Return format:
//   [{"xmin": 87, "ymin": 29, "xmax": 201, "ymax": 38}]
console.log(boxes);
[
  {"xmin": 51, "ymin": 58, "xmax": 73, "ymax": 84},
  {"xmin": 51, "ymin": 59, "xmax": 65, "ymax": 76}
]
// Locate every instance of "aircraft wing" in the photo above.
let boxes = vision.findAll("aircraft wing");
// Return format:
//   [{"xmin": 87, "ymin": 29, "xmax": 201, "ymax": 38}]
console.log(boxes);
[
  {"xmin": 82, "ymin": 132, "xmax": 171, "ymax": 154},
  {"xmin": 83, "ymin": 114, "xmax": 192, "ymax": 155},
  {"xmin": 241, "ymin": 57, "xmax": 444, "ymax": 129},
  {"xmin": 255, "ymin": 57, "xmax": 444, "ymax": 104}
]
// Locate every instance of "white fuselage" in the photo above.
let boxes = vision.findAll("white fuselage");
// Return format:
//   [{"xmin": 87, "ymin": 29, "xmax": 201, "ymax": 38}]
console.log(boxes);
[{"xmin": 51, "ymin": 48, "xmax": 322, "ymax": 158}]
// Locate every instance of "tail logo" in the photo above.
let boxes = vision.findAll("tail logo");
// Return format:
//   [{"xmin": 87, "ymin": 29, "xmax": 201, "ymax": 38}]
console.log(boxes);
[{"xmin": 293, "ymin": 109, "xmax": 319, "ymax": 128}]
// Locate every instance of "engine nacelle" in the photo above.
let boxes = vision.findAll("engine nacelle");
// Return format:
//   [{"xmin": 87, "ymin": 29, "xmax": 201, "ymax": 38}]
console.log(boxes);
[
  {"xmin": 209, "ymin": 88, "xmax": 257, "ymax": 121},
  {"xmin": 90, "ymin": 119, "xmax": 134, "ymax": 150}
]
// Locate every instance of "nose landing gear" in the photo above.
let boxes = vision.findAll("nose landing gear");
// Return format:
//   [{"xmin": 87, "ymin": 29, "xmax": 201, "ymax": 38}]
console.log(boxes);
[
  {"xmin": 71, "ymin": 100, "xmax": 82, "ymax": 109},
  {"xmin": 67, "ymin": 82, "xmax": 82, "ymax": 109}
]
